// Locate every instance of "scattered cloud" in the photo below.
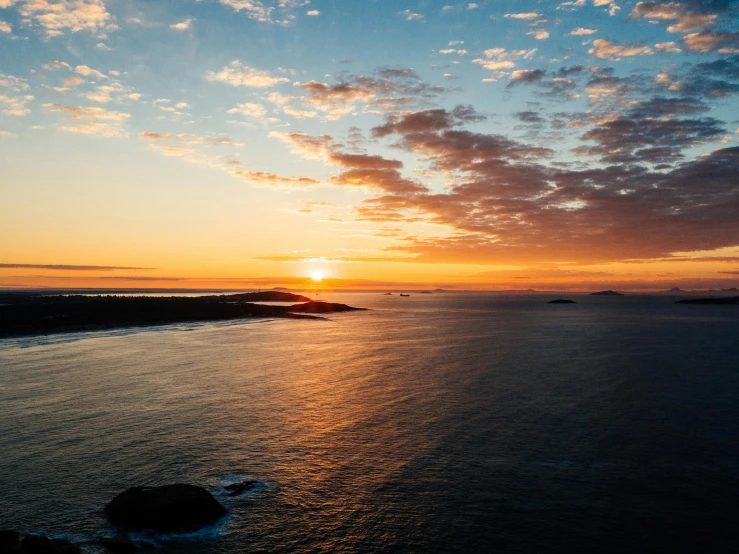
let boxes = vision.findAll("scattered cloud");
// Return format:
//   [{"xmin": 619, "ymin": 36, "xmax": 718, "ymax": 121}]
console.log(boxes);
[
  {"xmin": 227, "ymin": 102, "xmax": 267, "ymax": 119},
  {"xmin": 528, "ymin": 29, "xmax": 550, "ymax": 40},
  {"xmin": 589, "ymin": 38, "xmax": 654, "ymax": 59},
  {"xmin": 206, "ymin": 60, "xmax": 290, "ymax": 87},
  {"xmin": 505, "ymin": 12, "xmax": 541, "ymax": 19},
  {"xmin": 218, "ymin": 0, "xmax": 310, "ymax": 26},
  {"xmin": 15, "ymin": 0, "xmax": 115, "ymax": 38},
  {"xmin": 398, "ymin": 9, "xmax": 424, "ymax": 21},
  {"xmin": 570, "ymin": 27, "xmax": 596, "ymax": 36},
  {"xmin": 170, "ymin": 18, "xmax": 193, "ymax": 31},
  {"xmin": 44, "ymin": 103, "xmax": 130, "ymax": 137}
]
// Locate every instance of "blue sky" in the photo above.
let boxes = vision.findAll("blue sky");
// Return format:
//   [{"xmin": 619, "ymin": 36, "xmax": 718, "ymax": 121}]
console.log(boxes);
[{"xmin": 1, "ymin": 0, "xmax": 739, "ymax": 290}]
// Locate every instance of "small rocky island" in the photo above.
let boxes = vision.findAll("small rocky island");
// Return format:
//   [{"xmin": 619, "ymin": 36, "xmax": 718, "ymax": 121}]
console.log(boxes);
[
  {"xmin": 0, "ymin": 291, "xmax": 366, "ymax": 338},
  {"xmin": 548, "ymin": 299, "xmax": 577, "ymax": 304},
  {"xmin": 105, "ymin": 484, "xmax": 226, "ymax": 533},
  {"xmin": 676, "ymin": 296, "xmax": 739, "ymax": 305},
  {"xmin": 590, "ymin": 290, "xmax": 624, "ymax": 296}
]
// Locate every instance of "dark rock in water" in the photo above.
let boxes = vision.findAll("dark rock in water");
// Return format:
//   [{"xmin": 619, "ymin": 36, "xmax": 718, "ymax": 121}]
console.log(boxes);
[
  {"xmin": 100, "ymin": 537, "xmax": 137, "ymax": 553},
  {"xmin": 0, "ymin": 530, "xmax": 20, "ymax": 544},
  {"xmin": 590, "ymin": 290, "xmax": 623, "ymax": 296},
  {"xmin": 548, "ymin": 299, "xmax": 576, "ymax": 304},
  {"xmin": 105, "ymin": 484, "xmax": 227, "ymax": 533},
  {"xmin": 224, "ymin": 480, "xmax": 259, "ymax": 496},
  {"xmin": 20, "ymin": 535, "xmax": 83, "ymax": 554},
  {"xmin": 0, "ymin": 530, "xmax": 21, "ymax": 553}
]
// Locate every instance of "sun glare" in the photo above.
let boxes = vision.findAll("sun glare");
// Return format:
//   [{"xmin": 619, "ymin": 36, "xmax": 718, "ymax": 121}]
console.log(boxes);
[{"xmin": 311, "ymin": 271, "xmax": 324, "ymax": 282}]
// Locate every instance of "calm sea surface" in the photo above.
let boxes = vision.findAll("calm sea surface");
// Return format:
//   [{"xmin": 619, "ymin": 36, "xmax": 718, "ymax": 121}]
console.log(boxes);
[{"xmin": 1, "ymin": 293, "xmax": 739, "ymax": 553}]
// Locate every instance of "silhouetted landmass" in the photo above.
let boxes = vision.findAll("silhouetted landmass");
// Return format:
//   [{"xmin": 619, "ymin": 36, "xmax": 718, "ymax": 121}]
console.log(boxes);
[
  {"xmin": 105, "ymin": 484, "xmax": 227, "ymax": 533},
  {"xmin": 662, "ymin": 287, "xmax": 739, "ymax": 295},
  {"xmin": 676, "ymin": 296, "xmax": 739, "ymax": 304},
  {"xmin": 206, "ymin": 291, "xmax": 311, "ymax": 302},
  {"xmin": 590, "ymin": 290, "xmax": 624, "ymax": 296},
  {"xmin": 548, "ymin": 299, "xmax": 576, "ymax": 304},
  {"xmin": 0, "ymin": 293, "xmax": 366, "ymax": 338},
  {"xmin": 0, "ymin": 531, "xmax": 85, "ymax": 554}
]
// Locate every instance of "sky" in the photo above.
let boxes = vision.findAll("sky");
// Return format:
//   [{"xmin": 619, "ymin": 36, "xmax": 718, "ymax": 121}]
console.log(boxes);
[{"xmin": 1, "ymin": 0, "xmax": 739, "ymax": 291}]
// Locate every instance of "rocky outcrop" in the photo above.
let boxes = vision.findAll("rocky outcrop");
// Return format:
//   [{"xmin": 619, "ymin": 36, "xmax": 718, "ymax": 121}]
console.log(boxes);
[
  {"xmin": 105, "ymin": 484, "xmax": 227, "ymax": 533},
  {"xmin": 223, "ymin": 480, "xmax": 258, "ymax": 496},
  {"xmin": 1, "ymin": 533, "xmax": 86, "ymax": 554}
]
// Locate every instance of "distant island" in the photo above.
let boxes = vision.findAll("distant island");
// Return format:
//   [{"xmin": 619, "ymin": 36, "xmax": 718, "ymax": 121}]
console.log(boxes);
[
  {"xmin": 590, "ymin": 290, "xmax": 624, "ymax": 296},
  {"xmin": 676, "ymin": 296, "xmax": 739, "ymax": 305},
  {"xmin": 0, "ymin": 291, "xmax": 366, "ymax": 338},
  {"xmin": 548, "ymin": 299, "xmax": 576, "ymax": 304},
  {"xmin": 662, "ymin": 287, "xmax": 739, "ymax": 295}
]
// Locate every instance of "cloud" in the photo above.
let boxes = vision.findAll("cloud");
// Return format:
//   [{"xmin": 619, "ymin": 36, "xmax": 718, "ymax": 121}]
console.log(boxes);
[
  {"xmin": 227, "ymin": 102, "xmax": 267, "ymax": 119},
  {"xmin": 0, "ymin": 19, "xmax": 11, "ymax": 33},
  {"xmin": 570, "ymin": 27, "xmax": 596, "ymax": 35},
  {"xmin": 206, "ymin": 60, "xmax": 290, "ymax": 87},
  {"xmin": 232, "ymin": 170, "xmax": 319, "ymax": 187},
  {"xmin": 75, "ymin": 64, "xmax": 107, "ymax": 80},
  {"xmin": 282, "ymin": 105, "xmax": 317, "ymax": 118},
  {"xmin": 140, "ymin": 131, "xmax": 317, "ymax": 188},
  {"xmin": 306, "ymin": 9, "xmax": 318, "ymax": 16},
  {"xmin": 576, "ymin": 114, "xmax": 724, "ymax": 163},
  {"xmin": 218, "ymin": 0, "xmax": 310, "ymax": 25},
  {"xmin": 0, "ymin": 76, "xmax": 33, "ymax": 115},
  {"xmin": 472, "ymin": 48, "xmax": 537, "ymax": 78},
  {"xmin": 676, "ymin": 56, "xmax": 739, "ymax": 97},
  {"xmin": 327, "ymin": 107, "xmax": 739, "ymax": 265},
  {"xmin": 589, "ymin": 38, "xmax": 654, "ymax": 59},
  {"xmin": 655, "ymin": 41, "xmax": 682, "ymax": 52},
  {"xmin": 504, "ymin": 12, "xmax": 541, "ymax": 19},
  {"xmin": 527, "ymin": 29, "xmax": 550, "ymax": 40},
  {"xmin": 0, "ymin": 74, "xmax": 29, "ymax": 91},
  {"xmin": 629, "ymin": 2, "xmax": 717, "ymax": 33},
  {"xmin": 15, "ymin": 0, "xmax": 115, "ymax": 38},
  {"xmin": 272, "ymin": 130, "xmax": 427, "ymax": 194},
  {"xmin": 398, "ymin": 9, "xmax": 424, "ymax": 21},
  {"xmin": 0, "ymin": 263, "xmax": 154, "ymax": 270},
  {"xmin": 682, "ymin": 31, "xmax": 739, "ymax": 52},
  {"xmin": 170, "ymin": 18, "xmax": 193, "ymax": 30},
  {"xmin": 43, "ymin": 60, "xmax": 72, "ymax": 70},
  {"xmin": 293, "ymin": 70, "xmax": 445, "ymax": 120},
  {"xmin": 508, "ymin": 69, "xmax": 548, "ymax": 85},
  {"xmin": 515, "ymin": 111, "xmax": 546, "ymax": 123},
  {"xmin": 44, "ymin": 103, "xmax": 130, "ymax": 137}
]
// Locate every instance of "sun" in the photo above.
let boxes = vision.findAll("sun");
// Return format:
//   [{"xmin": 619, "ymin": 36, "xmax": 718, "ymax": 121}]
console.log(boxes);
[{"xmin": 311, "ymin": 270, "xmax": 324, "ymax": 282}]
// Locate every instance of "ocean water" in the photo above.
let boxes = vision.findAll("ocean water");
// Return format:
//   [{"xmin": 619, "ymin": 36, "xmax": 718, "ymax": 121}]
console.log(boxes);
[{"xmin": 1, "ymin": 293, "xmax": 739, "ymax": 553}]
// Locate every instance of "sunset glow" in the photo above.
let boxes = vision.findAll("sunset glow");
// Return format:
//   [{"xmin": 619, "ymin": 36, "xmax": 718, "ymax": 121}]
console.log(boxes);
[{"xmin": 1, "ymin": 0, "xmax": 738, "ymax": 291}]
